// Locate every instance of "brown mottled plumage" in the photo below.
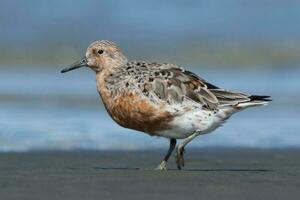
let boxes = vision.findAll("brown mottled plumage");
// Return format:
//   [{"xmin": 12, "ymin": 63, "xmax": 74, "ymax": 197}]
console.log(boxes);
[{"xmin": 61, "ymin": 40, "xmax": 271, "ymax": 170}]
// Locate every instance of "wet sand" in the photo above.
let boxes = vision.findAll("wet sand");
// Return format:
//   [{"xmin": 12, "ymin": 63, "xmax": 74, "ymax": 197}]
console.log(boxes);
[{"xmin": 0, "ymin": 149, "xmax": 299, "ymax": 200}]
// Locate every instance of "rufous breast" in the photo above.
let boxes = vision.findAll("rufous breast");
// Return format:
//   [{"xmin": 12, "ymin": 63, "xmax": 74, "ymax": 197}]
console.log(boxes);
[{"xmin": 96, "ymin": 73, "xmax": 174, "ymax": 135}]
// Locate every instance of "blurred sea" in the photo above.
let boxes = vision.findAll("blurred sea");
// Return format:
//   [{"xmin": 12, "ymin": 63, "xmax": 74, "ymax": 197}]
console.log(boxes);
[
  {"xmin": 1, "ymin": 0, "xmax": 300, "ymax": 67},
  {"xmin": 0, "ymin": 66, "xmax": 299, "ymax": 152},
  {"xmin": 1, "ymin": 0, "xmax": 300, "ymax": 151}
]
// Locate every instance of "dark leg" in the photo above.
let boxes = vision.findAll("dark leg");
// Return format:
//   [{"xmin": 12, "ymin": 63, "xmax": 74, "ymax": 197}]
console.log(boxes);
[
  {"xmin": 176, "ymin": 147, "xmax": 185, "ymax": 170},
  {"xmin": 163, "ymin": 138, "xmax": 177, "ymax": 162},
  {"xmin": 157, "ymin": 138, "xmax": 176, "ymax": 170},
  {"xmin": 176, "ymin": 131, "xmax": 201, "ymax": 170}
]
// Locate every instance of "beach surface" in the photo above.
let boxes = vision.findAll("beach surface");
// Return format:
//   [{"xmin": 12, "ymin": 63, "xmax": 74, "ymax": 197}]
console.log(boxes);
[{"xmin": 0, "ymin": 149, "xmax": 299, "ymax": 200}]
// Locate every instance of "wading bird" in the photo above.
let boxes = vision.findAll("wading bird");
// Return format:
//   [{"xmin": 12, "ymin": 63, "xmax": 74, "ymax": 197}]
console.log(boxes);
[{"xmin": 61, "ymin": 40, "xmax": 270, "ymax": 170}]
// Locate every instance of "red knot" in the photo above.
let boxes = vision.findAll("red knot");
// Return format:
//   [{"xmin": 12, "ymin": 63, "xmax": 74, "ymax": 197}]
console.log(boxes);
[{"xmin": 61, "ymin": 40, "xmax": 271, "ymax": 170}]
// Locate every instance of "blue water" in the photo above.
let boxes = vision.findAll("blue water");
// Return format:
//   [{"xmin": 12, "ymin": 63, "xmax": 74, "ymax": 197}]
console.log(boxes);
[
  {"xmin": 1, "ymin": 0, "xmax": 300, "ymax": 48},
  {"xmin": 0, "ymin": 67, "xmax": 299, "ymax": 151},
  {"xmin": 1, "ymin": 0, "xmax": 300, "ymax": 151}
]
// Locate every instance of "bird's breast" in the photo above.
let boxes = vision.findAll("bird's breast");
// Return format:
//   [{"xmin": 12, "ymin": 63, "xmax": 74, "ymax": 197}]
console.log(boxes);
[{"xmin": 97, "ymin": 83, "xmax": 174, "ymax": 135}]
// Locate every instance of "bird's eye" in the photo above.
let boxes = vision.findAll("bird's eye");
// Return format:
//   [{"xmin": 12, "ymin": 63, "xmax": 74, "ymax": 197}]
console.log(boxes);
[{"xmin": 98, "ymin": 50, "xmax": 104, "ymax": 54}]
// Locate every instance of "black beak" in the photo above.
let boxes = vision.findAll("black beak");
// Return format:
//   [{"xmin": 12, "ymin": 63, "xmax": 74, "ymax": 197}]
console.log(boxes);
[{"xmin": 61, "ymin": 56, "xmax": 88, "ymax": 73}]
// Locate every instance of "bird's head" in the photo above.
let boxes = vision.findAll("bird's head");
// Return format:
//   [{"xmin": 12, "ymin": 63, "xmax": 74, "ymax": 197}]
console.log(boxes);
[{"xmin": 61, "ymin": 40, "xmax": 128, "ymax": 74}]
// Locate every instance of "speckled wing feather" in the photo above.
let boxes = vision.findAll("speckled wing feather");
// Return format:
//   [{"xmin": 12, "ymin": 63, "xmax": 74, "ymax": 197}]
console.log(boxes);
[
  {"xmin": 125, "ymin": 62, "xmax": 223, "ymax": 110},
  {"xmin": 107, "ymin": 61, "xmax": 256, "ymax": 110}
]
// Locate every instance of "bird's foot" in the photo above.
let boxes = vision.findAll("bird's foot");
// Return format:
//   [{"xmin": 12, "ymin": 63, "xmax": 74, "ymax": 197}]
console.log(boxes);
[
  {"xmin": 156, "ymin": 160, "xmax": 168, "ymax": 170},
  {"xmin": 176, "ymin": 146, "xmax": 185, "ymax": 170}
]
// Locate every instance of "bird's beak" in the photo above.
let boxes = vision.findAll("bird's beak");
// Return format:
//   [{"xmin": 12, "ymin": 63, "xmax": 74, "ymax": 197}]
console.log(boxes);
[{"xmin": 61, "ymin": 56, "xmax": 88, "ymax": 73}]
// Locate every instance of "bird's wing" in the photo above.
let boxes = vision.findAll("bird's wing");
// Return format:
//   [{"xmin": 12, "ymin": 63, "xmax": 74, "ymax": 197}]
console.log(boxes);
[{"xmin": 130, "ymin": 62, "xmax": 254, "ymax": 110}]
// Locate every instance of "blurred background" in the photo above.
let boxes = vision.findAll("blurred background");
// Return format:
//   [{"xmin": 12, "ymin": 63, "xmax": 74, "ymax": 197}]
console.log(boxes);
[{"xmin": 0, "ymin": 0, "xmax": 299, "ymax": 152}]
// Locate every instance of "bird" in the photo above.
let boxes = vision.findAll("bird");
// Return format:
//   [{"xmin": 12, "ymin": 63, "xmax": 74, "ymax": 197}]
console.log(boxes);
[{"xmin": 61, "ymin": 40, "xmax": 271, "ymax": 170}]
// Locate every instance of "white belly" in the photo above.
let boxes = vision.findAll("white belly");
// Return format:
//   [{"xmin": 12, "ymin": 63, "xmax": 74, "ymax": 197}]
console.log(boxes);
[{"xmin": 156, "ymin": 105, "xmax": 234, "ymax": 139}]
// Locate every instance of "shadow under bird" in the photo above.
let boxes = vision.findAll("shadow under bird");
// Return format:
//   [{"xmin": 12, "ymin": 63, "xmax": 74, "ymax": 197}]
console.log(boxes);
[{"xmin": 61, "ymin": 40, "xmax": 271, "ymax": 170}]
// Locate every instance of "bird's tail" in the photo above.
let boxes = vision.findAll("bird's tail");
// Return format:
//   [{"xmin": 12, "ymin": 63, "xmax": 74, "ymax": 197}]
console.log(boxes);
[{"xmin": 236, "ymin": 95, "xmax": 272, "ymax": 109}]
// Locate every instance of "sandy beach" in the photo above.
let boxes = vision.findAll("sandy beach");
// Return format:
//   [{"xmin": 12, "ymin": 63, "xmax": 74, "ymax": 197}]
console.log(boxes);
[{"xmin": 0, "ymin": 148, "xmax": 299, "ymax": 200}]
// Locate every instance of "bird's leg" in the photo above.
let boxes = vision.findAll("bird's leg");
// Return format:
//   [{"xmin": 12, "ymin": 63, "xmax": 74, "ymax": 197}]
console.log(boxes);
[
  {"xmin": 176, "ymin": 146, "xmax": 185, "ymax": 170},
  {"xmin": 156, "ymin": 138, "xmax": 176, "ymax": 170},
  {"xmin": 176, "ymin": 131, "xmax": 201, "ymax": 170}
]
